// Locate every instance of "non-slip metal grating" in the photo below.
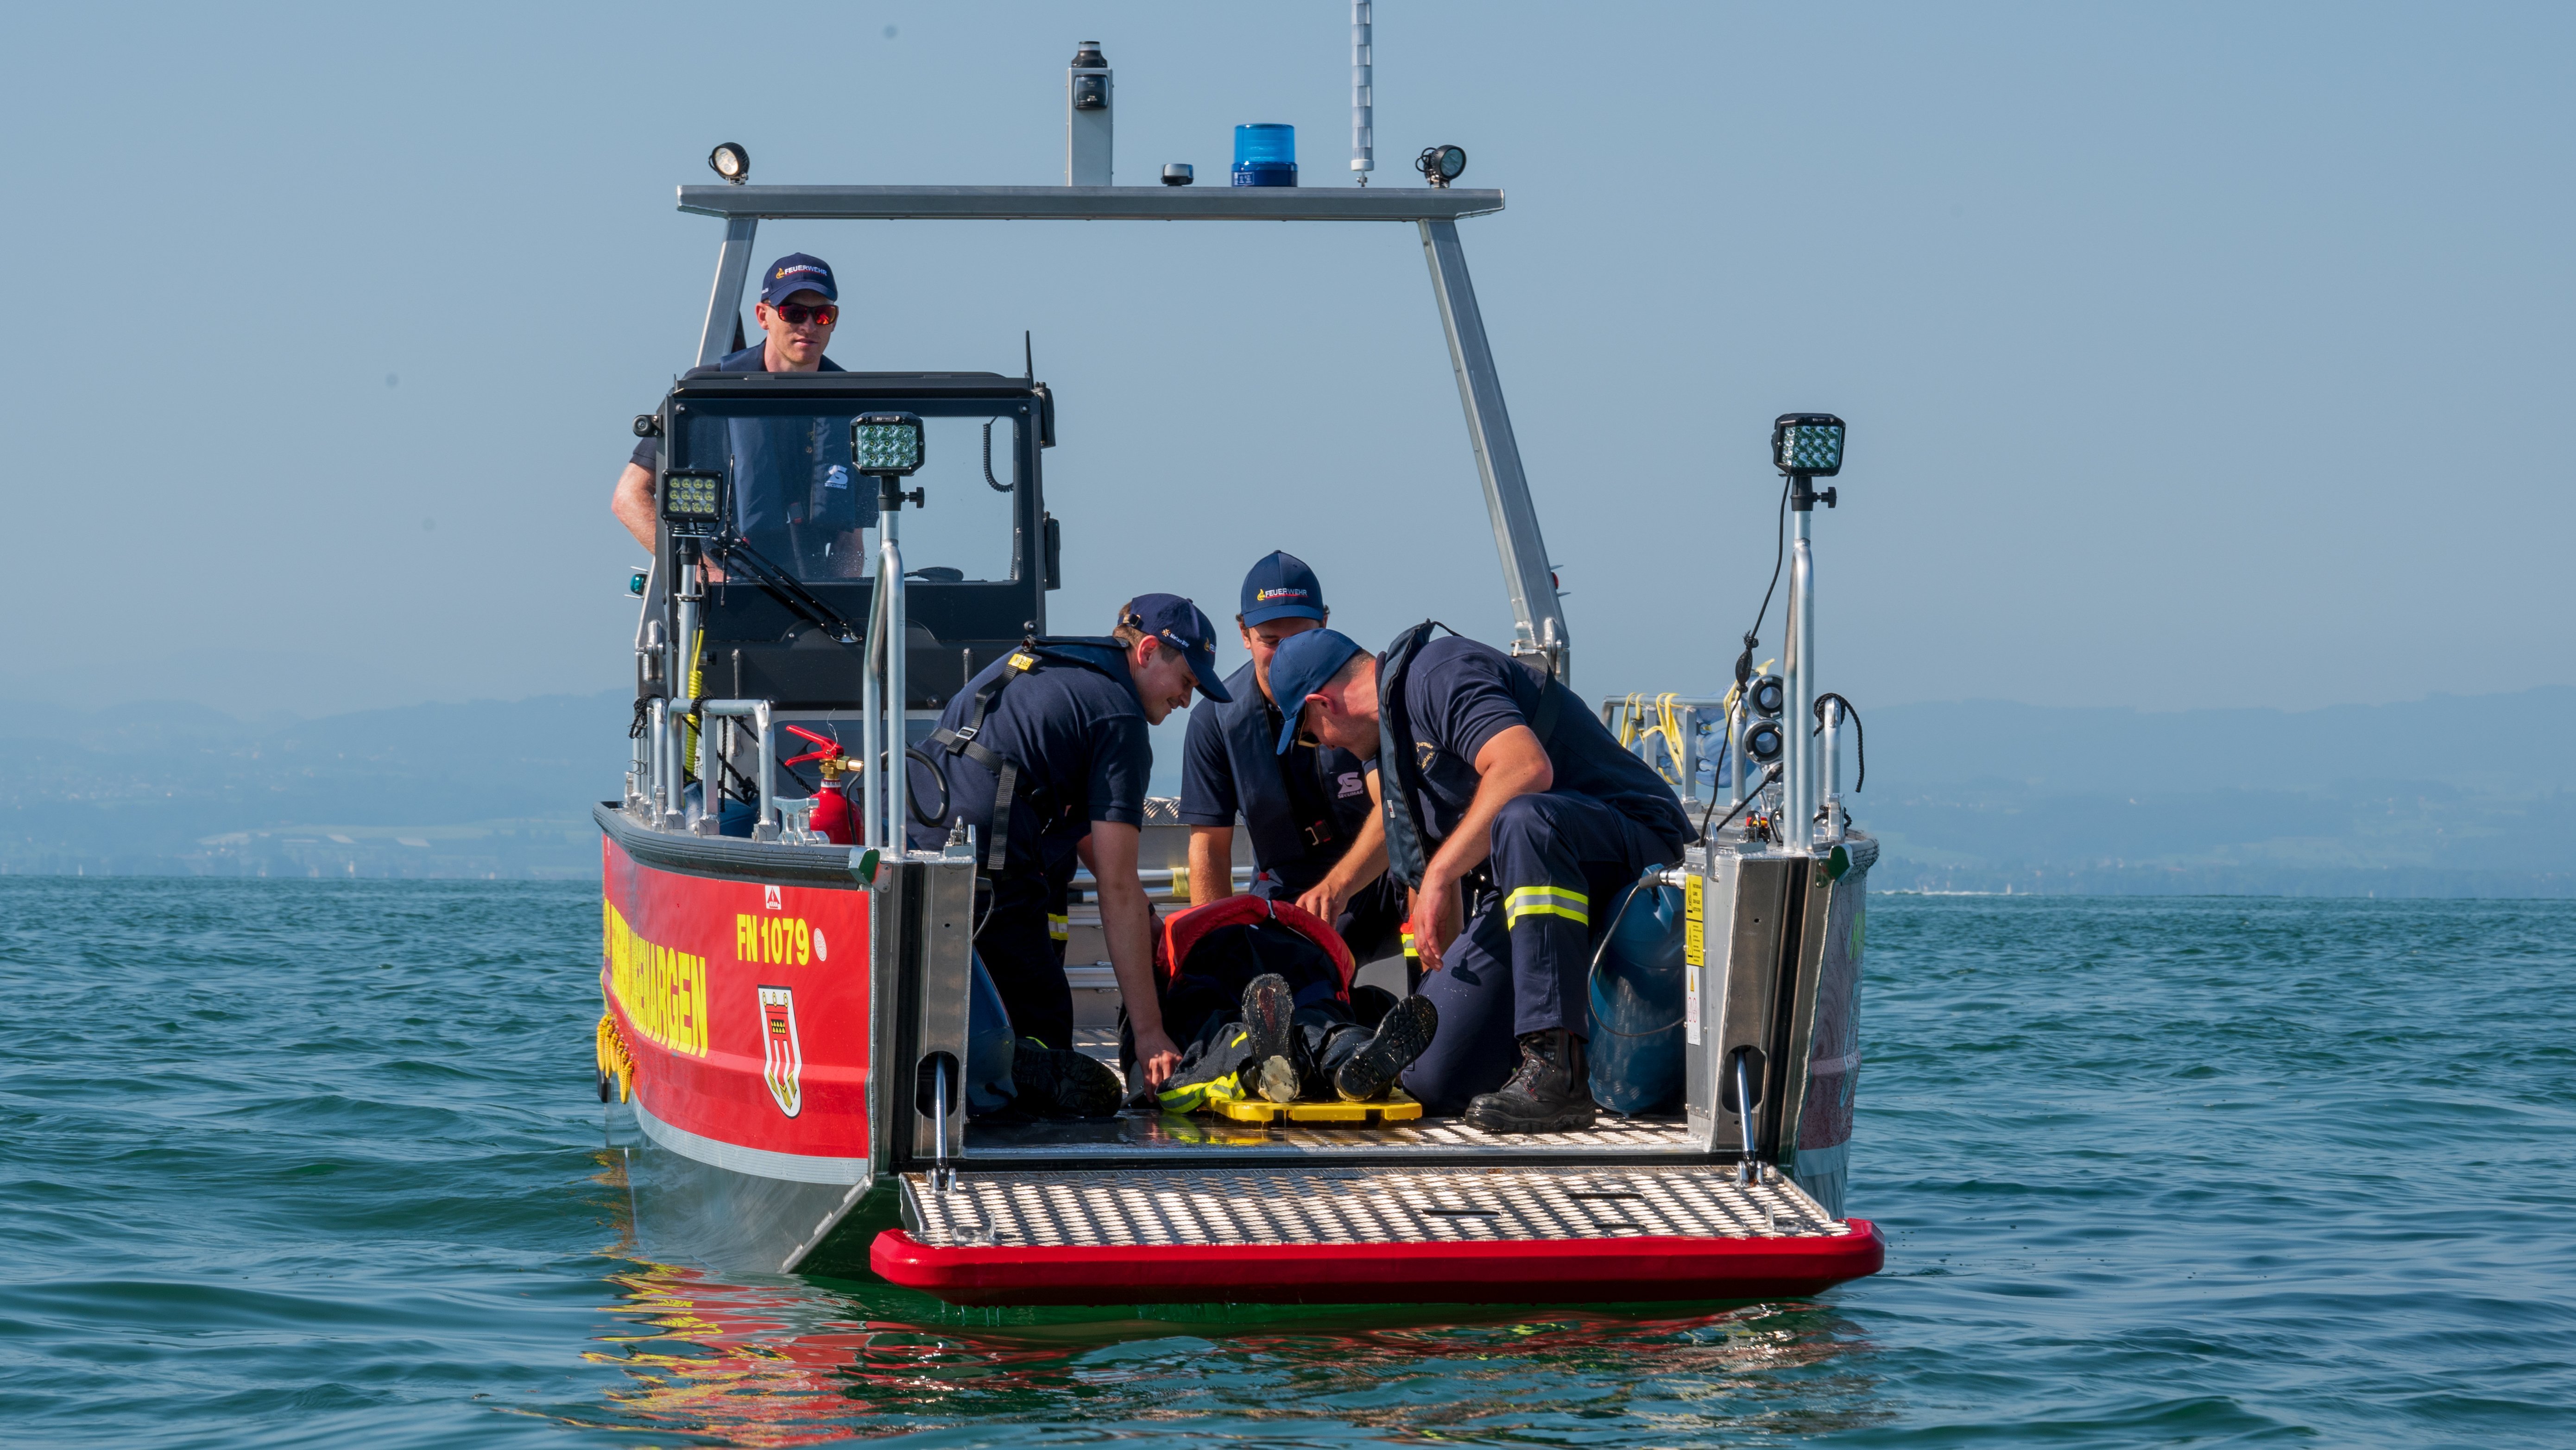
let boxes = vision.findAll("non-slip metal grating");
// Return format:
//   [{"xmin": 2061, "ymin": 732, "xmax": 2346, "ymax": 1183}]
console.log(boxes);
[{"xmin": 901, "ymin": 1166, "xmax": 1849, "ymax": 1249}]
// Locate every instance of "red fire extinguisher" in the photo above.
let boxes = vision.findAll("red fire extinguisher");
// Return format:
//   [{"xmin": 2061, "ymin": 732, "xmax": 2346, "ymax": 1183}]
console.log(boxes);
[{"xmin": 782, "ymin": 726, "xmax": 856, "ymax": 845}]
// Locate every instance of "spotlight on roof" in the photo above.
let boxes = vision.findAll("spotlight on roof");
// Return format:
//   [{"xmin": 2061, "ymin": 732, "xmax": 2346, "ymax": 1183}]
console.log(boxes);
[
  {"xmin": 1414, "ymin": 144, "xmax": 1467, "ymax": 188},
  {"xmin": 708, "ymin": 142, "xmax": 750, "ymax": 185}
]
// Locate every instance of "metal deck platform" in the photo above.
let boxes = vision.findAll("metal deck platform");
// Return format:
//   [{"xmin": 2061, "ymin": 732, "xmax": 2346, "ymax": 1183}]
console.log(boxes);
[
  {"xmin": 873, "ymin": 1166, "xmax": 1883, "ymax": 1306},
  {"xmin": 904, "ymin": 1165, "xmax": 1846, "ymax": 1248},
  {"xmin": 964, "ymin": 1112, "xmax": 1701, "ymax": 1162}
]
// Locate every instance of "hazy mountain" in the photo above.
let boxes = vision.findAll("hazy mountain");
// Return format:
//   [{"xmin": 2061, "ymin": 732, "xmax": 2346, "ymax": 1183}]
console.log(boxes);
[{"xmin": 5, "ymin": 687, "xmax": 2569, "ymax": 896}]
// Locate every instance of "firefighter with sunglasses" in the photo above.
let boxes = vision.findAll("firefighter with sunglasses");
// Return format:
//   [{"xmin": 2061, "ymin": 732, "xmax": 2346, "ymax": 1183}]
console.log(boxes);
[{"xmin": 610, "ymin": 252, "xmax": 855, "ymax": 556}]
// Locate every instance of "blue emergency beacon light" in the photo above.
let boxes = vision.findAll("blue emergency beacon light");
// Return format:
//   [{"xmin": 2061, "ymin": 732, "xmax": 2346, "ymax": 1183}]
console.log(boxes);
[{"xmin": 1233, "ymin": 124, "xmax": 1297, "ymax": 186}]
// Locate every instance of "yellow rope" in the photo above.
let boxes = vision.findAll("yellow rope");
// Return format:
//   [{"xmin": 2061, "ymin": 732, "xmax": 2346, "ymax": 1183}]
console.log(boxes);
[{"xmin": 596, "ymin": 1011, "xmax": 637, "ymax": 1103}]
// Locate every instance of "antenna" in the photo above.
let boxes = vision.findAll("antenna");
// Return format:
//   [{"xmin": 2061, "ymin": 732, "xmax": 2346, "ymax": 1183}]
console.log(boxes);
[
  {"xmin": 1351, "ymin": 1, "xmax": 1374, "ymax": 183},
  {"xmin": 1023, "ymin": 330, "xmax": 1034, "ymax": 381}
]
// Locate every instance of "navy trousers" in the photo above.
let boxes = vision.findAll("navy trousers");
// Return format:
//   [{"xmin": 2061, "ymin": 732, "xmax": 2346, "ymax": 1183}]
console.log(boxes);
[
  {"xmin": 974, "ymin": 871, "xmax": 1074, "ymax": 1051},
  {"xmin": 1400, "ymin": 791, "xmax": 1680, "ymax": 1114}
]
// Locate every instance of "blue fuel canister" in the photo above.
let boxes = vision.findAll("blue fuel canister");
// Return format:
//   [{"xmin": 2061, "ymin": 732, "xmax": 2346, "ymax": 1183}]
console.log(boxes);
[
  {"xmin": 1586, "ymin": 882, "xmax": 1688, "ymax": 1116},
  {"xmin": 1232, "ymin": 124, "xmax": 1297, "ymax": 187}
]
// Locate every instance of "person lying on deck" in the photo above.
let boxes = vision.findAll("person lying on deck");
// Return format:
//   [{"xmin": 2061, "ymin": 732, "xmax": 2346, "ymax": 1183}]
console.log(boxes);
[{"xmin": 1144, "ymin": 895, "xmax": 1436, "ymax": 1113}]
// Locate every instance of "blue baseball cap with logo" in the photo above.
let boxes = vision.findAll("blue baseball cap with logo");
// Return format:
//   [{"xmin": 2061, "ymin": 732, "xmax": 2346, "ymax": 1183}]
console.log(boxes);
[
  {"xmin": 1121, "ymin": 594, "xmax": 1234, "ymax": 703},
  {"xmin": 760, "ymin": 253, "xmax": 839, "ymax": 304},
  {"xmin": 1239, "ymin": 550, "xmax": 1327, "ymax": 626},
  {"xmin": 1266, "ymin": 628, "xmax": 1364, "ymax": 753}
]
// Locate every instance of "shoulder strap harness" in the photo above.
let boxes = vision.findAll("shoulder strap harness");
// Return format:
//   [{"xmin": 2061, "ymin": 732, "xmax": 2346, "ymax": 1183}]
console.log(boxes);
[
  {"xmin": 1376, "ymin": 622, "xmax": 1571, "ymax": 890},
  {"xmin": 924, "ymin": 636, "xmax": 1127, "ymax": 876}
]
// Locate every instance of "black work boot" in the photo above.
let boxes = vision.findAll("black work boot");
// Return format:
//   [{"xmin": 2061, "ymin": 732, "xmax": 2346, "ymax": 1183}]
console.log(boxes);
[
  {"xmin": 1011, "ymin": 1039, "xmax": 1124, "ymax": 1119},
  {"xmin": 1237, "ymin": 973, "xmax": 1300, "ymax": 1104},
  {"xmin": 1464, "ymin": 1029, "xmax": 1597, "ymax": 1134},
  {"xmin": 1332, "ymin": 995, "xmax": 1439, "ymax": 1102}
]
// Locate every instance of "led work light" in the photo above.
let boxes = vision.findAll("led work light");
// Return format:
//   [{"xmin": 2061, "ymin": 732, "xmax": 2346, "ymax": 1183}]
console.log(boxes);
[
  {"xmin": 852, "ymin": 413, "xmax": 926, "ymax": 476},
  {"xmin": 1771, "ymin": 414, "xmax": 1846, "ymax": 478},
  {"xmin": 1415, "ymin": 144, "xmax": 1467, "ymax": 188},
  {"xmin": 658, "ymin": 469, "xmax": 726, "ymax": 538},
  {"xmin": 708, "ymin": 143, "xmax": 749, "ymax": 184}
]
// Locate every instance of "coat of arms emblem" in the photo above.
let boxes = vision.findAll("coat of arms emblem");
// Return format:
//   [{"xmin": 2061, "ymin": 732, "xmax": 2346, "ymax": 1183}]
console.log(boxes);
[{"xmin": 758, "ymin": 985, "xmax": 804, "ymax": 1118}]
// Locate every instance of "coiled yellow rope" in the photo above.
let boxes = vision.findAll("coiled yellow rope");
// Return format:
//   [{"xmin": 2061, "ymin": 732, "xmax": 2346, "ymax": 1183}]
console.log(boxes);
[{"xmin": 596, "ymin": 1011, "xmax": 637, "ymax": 1103}]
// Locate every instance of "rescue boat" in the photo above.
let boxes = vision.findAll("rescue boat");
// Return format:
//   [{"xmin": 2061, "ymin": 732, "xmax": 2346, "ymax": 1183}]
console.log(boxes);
[{"xmin": 596, "ymin": 43, "xmax": 1880, "ymax": 1307}]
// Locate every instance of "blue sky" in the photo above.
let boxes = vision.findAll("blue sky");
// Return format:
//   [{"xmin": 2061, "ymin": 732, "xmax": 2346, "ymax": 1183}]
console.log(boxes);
[{"xmin": 4, "ymin": 1, "xmax": 2568, "ymax": 722}]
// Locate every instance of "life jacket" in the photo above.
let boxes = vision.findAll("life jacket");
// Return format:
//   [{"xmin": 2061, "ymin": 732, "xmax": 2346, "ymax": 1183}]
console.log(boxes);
[
  {"xmin": 923, "ymin": 636, "xmax": 1131, "ymax": 877},
  {"xmin": 1376, "ymin": 622, "xmax": 1570, "ymax": 891}
]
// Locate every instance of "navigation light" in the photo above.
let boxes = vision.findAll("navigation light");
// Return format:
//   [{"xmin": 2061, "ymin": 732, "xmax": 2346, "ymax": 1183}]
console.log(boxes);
[
  {"xmin": 852, "ymin": 413, "xmax": 926, "ymax": 475},
  {"xmin": 1740, "ymin": 717, "xmax": 1786, "ymax": 767}
]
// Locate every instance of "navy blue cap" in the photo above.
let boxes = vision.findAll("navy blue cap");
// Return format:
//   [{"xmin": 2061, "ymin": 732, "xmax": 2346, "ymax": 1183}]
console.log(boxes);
[
  {"xmin": 1239, "ymin": 550, "xmax": 1326, "ymax": 626},
  {"xmin": 1266, "ymin": 628, "xmax": 1364, "ymax": 754},
  {"xmin": 1121, "ymin": 594, "xmax": 1234, "ymax": 703},
  {"xmin": 759, "ymin": 253, "xmax": 838, "ymax": 304}
]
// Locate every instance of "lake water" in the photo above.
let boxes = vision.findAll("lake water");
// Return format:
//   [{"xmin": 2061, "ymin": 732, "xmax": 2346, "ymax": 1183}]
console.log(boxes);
[{"xmin": 4, "ymin": 880, "xmax": 2569, "ymax": 1447}]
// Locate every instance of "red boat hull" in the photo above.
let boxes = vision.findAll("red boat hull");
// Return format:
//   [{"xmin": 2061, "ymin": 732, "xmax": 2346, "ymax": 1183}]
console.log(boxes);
[{"xmin": 869, "ymin": 1222, "xmax": 1885, "ymax": 1307}]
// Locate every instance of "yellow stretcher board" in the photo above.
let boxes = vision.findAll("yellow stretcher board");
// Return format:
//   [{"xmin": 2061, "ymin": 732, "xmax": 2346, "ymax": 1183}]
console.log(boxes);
[{"xmin": 1214, "ymin": 1091, "xmax": 1424, "ymax": 1125}]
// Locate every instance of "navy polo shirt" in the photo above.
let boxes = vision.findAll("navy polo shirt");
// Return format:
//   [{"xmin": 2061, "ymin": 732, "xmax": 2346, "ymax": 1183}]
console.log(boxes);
[
  {"xmin": 1178, "ymin": 660, "xmax": 1376, "ymax": 895},
  {"xmin": 1397, "ymin": 637, "xmax": 1697, "ymax": 851},
  {"xmin": 631, "ymin": 345, "xmax": 866, "ymax": 567},
  {"xmin": 627, "ymin": 343, "xmax": 844, "ymax": 471},
  {"xmin": 907, "ymin": 645, "xmax": 1155, "ymax": 882}
]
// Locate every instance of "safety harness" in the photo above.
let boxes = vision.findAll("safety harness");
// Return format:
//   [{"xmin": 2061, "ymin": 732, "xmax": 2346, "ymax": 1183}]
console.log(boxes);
[
  {"xmin": 923, "ymin": 636, "xmax": 1132, "ymax": 877},
  {"xmin": 1376, "ymin": 621, "xmax": 1569, "ymax": 890}
]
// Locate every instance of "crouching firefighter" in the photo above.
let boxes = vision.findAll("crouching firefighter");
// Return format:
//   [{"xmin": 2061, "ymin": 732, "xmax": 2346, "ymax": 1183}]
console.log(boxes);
[
  {"xmin": 909, "ymin": 594, "xmax": 1231, "ymax": 1097},
  {"xmin": 1268, "ymin": 625, "xmax": 1698, "ymax": 1133}
]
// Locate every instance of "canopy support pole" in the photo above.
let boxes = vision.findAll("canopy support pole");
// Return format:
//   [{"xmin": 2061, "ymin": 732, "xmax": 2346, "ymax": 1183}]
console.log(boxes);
[
  {"xmin": 1419, "ymin": 219, "xmax": 1568, "ymax": 682},
  {"xmin": 697, "ymin": 216, "xmax": 760, "ymax": 367}
]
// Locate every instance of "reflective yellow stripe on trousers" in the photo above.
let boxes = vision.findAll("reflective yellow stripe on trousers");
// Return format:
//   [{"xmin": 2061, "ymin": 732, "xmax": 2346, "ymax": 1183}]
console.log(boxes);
[
  {"xmin": 1504, "ymin": 884, "xmax": 1590, "ymax": 928},
  {"xmin": 1048, "ymin": 914, "xmax": 1069, "ymax": 942}
]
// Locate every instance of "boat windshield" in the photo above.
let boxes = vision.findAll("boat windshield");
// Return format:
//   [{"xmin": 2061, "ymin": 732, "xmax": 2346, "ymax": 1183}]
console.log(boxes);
[{"xmin": 669, "ymin": 407, "xmax": 1025, "ymax": 584}]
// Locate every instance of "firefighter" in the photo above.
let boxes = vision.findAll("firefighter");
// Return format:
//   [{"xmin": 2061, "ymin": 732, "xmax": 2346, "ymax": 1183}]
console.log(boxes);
[{"xmin": 1266, "ymin": 624, "xmax": 1696, "ymax": 1132}]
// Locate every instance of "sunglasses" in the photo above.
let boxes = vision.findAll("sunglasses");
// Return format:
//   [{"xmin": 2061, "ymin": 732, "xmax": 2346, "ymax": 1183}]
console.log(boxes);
[{"xmin": 771, "ymin": 302, "xmax": 839, "ymax": 326}]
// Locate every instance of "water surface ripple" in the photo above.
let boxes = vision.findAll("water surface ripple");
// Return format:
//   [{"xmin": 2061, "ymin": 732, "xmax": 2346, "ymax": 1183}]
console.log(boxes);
[{"xmin": 2, "ymin": 880, "xmax": 2568, "ymax": 1446}]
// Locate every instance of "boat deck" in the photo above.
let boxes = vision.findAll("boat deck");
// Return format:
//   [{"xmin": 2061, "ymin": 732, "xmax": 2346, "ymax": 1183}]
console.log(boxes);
[
  {"xmin": 968, "ymin": 1110, "xmax": 1699, "ymax": 1162},
  {"xmin": 902, "ymin": 1163, "xmax": 1844, "ymax": 1249}
]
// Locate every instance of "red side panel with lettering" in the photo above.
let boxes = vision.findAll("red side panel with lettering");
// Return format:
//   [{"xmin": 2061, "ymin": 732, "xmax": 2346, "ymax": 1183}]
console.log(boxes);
[{"xmin": 600, "ymin": 835, "xmax": 872, "ymax": 1162}]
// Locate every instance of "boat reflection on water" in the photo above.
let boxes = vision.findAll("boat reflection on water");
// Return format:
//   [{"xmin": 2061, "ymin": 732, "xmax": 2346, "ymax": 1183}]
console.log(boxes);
[{"xmin": 571, "ymin": 1150, "xmax": 1888, "ymax": 1444}]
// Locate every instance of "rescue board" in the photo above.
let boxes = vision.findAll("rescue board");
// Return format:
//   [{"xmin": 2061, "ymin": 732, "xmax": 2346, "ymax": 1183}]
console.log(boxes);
[{"xmin": 1212, "ymin": 1090, "xmax": 1424, "ymax": 1125}]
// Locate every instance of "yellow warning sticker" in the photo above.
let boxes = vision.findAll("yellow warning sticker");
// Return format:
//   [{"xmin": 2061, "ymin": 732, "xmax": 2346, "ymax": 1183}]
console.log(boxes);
[{"xmin": 1684, "ymin": 872, "xmax": 1705, "ymax": 968}]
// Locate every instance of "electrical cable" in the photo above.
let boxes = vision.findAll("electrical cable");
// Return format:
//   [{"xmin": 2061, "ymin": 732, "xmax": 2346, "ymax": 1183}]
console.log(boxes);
[
  {"xmin": 902, "ymin": 746, "xmax": 950, "ymax": 828},
  {"xmin": 1811, "ymin": 692, "xmax": 1865, "ymax": 794},
  {"xmin": 1731, "ymin": 473, "xmax": 1794, "ymax": 694},
  {"xmin": 981, "ymin": 421, "xmax": 1014, "ymax": 493},
  {"xmin": 1699, "ymin": 763, "xmax": 1781, "ymax": 840}
]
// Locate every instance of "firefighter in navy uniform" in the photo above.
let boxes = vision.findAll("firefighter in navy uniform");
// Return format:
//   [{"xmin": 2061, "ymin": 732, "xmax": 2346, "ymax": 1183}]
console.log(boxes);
[
  {"xmin": 908, "ymin": 594, "xmax": 1232, "ymax": 1093},
  {"xmin": 610, "ymin": 252, "xmax": 861, "ymax": 561},
  {"xmin": 1176, "ymin": 552, "xmax": 1407, "ymax": 971},
  {"xmin": 1266, "ymin": 625, "xmax": 1697, "ymax": 1133}
]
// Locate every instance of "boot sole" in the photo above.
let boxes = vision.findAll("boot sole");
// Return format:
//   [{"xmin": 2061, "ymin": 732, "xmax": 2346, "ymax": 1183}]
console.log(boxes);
[
  {"xmin": 1239, "ymin": 974, "xmax": 1297, "ymax": 1103},
  {"xmin": 1334, "ymin": 995, "xmax": 1438, "ymax": 1102},
  {"xmin": 1462, "ymin": 1097, "xmax": 1598, "ymax": 1135}
]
